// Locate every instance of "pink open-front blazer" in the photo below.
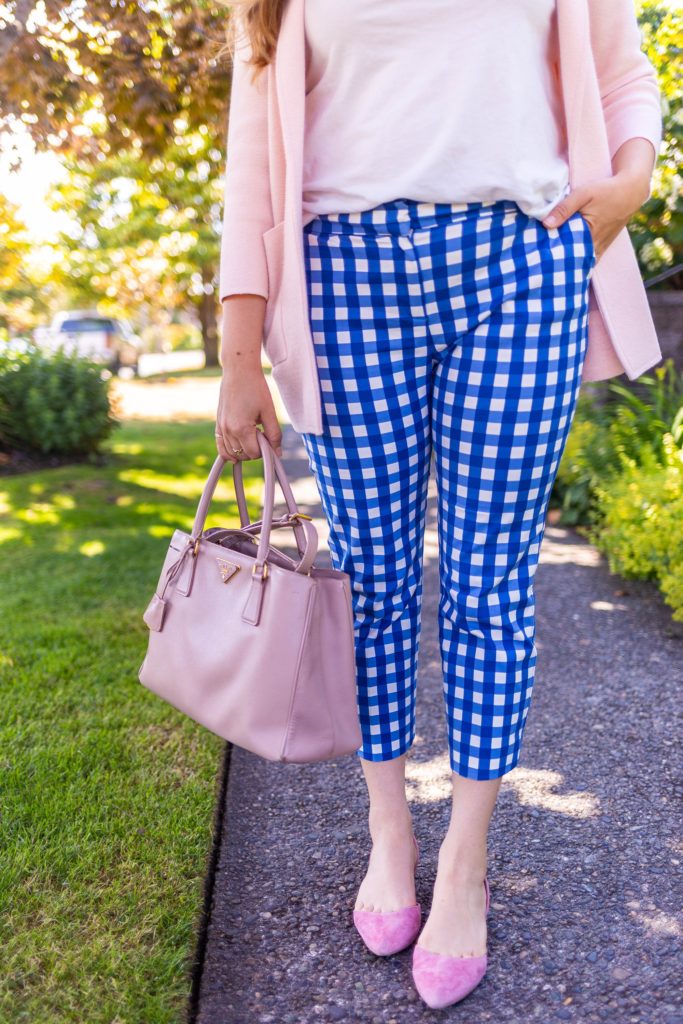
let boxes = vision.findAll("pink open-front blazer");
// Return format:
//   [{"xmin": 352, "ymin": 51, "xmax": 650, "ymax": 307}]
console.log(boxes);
[{"xmin": 219, "ymin": 0, "xmax": 664, "ymax": 435}]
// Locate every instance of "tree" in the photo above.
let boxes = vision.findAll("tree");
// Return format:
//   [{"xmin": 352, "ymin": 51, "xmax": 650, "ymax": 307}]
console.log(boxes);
[
  {"xmin": 50, "ymin": 127, "xmax": 224, "ymax": 362},
  {"xmin": 0, "ymin": 1, "xmax": 234, "ymax": 360},
  {"xmin": 635, "ymin": 1, "xmax": 683, "ymax": 284},
  {"xmin": 0, "ymin": 1, "xmax": 231, "ymax": 160},
  {"xmin": 0, "ymin": 195, "xmax": 50, "ymax": 337}
]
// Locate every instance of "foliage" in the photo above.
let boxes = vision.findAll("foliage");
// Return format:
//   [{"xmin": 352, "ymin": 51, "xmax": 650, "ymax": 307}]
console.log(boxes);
[
  {"xmin": 0, "ymin": 1, "xmax": 234, "ymax": 361},
  {"xmin": 551, "ymin": 402, "xmax": 614, "ymax": 526},
  {"xmin": 554, "ymin": 360, "xmax": 683, "ymax": 525},
  {"xmin": 48, "ymin": 128, "xmax": 223, "ymax": 362},
  {"xmin": 633, "ymin": 1, "xmax": 683, "ymax": 282},
  {"xmin": 587, "ymin": 432, "xmax": 683, "ymax": 621},
  {"xmin": 599, "ymin": 360, "xmax": 683, "ymax": 465},
  {"xmin": 0, "ymin": 349, "xmax": 118, "ymax": 456},
  {"xmin": 553, "ymin": 360, "xmax": 683, "ymax": 620},
  {"xmin": 0, "ymin": 194, "xmax": 40, "ymax": 336},
  {"xmin": 0, "ymin": 1, "xmax": 232, "ymax": 161}
]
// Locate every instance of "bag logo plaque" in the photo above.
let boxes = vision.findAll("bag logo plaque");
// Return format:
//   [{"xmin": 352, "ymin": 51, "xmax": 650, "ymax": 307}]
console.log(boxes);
[{"xmin": 216, "ymin": 557, "xmax": 241, "ymax": 584}]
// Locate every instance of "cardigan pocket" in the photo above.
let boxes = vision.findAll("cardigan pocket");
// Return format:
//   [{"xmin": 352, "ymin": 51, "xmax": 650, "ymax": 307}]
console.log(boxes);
[{"xmin": 262, "ymin": 220, "xmax": 288, "ymax": 366}]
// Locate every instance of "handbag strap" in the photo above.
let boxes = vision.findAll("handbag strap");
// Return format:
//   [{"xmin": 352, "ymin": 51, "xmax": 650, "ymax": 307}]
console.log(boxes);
[
  {"xmin": 190, "ymin": 430, "xmax": 318, "ymax": 578},
  {"xmin": 205, "ymin": 514, "xmax": 319, "ymax": 575},
  {"xmin": 232, "ymin": 433, "xmax": 301, "ymax": 526}
]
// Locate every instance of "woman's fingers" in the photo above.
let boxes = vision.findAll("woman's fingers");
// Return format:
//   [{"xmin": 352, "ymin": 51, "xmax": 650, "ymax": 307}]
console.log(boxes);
[
  {"xmin": 215, "ymin": 369, "xmax": 281, "ymax": 463},
  {"xmin": 214, "ymin": 424, "xmax": 237, "ymax": 464},
  {"xmin": 215, "ymin": 422, "xmax": 262, "ymax": 463},
  {"xmin": 260, "ymin": 404, "xmax": 283, "ymax": 458},
  {"xmin": 219, "ymin": 422, "xmax": 260, "ymax": 461}
]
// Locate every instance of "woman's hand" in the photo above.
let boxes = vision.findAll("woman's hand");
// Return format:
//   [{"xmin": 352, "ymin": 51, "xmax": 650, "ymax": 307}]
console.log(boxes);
[
  {"xmin": 541, "ymin": 170, "xmax": 649, "ymax": 263},
  {"xmin": 542, "ymin": 138, "xmax": 656, "ymax": 264},
  {"xmin": 215, "ymin": 364, "xmax": 283, "ymax": 465},
  {"xmin": 216, "ymin": 293, "xmax": 283, "ymax": 464}
]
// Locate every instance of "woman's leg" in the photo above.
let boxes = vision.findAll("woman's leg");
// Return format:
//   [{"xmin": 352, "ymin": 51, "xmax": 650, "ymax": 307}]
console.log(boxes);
[
  {"xmin": 299, "ymin": 208, "xmax": 434, "ymax": 911},
  {"xmin": 420, "ymin": 776, "xmax": 501, "ymax": 956},
  {"xmin": 355, "ymin": 755, "xmax": 417, "ymax": 912},
  {"xmin": 417, "ymin": 203, "xmax": 594, "ymax": 953}
]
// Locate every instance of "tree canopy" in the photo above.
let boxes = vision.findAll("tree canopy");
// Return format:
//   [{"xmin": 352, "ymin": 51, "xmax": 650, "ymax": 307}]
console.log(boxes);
[{"xmin": 0, "ymin": 0, "xmax": 232, "ymax": 161}]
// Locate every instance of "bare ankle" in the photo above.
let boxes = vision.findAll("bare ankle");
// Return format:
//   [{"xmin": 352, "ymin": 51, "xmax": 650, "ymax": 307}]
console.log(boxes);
[
  {"xmin": 437, "ymin": 837, "xmax": 487, "ymax": 880},
  {"xmin": 368, "ymin": 807, "xmax": 413, "ymax": 843}
]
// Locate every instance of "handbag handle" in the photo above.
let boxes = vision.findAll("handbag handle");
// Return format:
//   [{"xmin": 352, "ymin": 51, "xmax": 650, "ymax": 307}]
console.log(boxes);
[
  {"xmin": 190, "ymin": 430, "xmax": 318, "ymax": 576},
  {"xmin": 231, "ymin": 433, "xmax": 301, "ymax": 533}
]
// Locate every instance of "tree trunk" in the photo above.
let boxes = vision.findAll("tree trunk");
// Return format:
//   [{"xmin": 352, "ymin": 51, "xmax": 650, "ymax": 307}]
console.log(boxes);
[{"xmin": 199, "ymin": 268, "xmax": 219, "ymax": 367}]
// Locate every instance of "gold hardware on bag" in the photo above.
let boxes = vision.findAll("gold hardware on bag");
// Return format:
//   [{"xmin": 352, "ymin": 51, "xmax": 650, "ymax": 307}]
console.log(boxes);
[
  {"xmin": 289, "ymin": 512, "xmax": 313, "ymax": 521},
  {"xmin": 252, "ymin": 561, "xmax": 269, "ymax": 580},
  {"xmin": 192, "ymin": 538, "xmax": 200, "ymax": 558},
  {"xmin": 216, "ymin": 558, "xmax": 241, "ymax": 584}
]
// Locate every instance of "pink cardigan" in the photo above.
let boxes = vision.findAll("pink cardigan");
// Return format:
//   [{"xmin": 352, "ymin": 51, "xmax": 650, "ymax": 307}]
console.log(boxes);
[{"xmin": 219, "ymin": 0, "xmax": 663, "ymax": 435}]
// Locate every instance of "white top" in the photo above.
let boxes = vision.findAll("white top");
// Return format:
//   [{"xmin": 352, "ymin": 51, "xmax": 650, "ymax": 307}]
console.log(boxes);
[{"xmin": 302, "ymin": 0, "xmax": 571, "ymax": 224}]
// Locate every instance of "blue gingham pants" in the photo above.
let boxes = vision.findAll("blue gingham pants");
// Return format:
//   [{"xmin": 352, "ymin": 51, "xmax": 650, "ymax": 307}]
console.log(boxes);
[{"xmin": 299, "ymin": 197, "xmax": 595, "ymax": 780}]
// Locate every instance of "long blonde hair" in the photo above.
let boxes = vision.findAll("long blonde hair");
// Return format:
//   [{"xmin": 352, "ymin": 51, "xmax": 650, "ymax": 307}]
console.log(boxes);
[{"xmin": 222, "ymin": 0, "xmax": 287, "ymax": 74}]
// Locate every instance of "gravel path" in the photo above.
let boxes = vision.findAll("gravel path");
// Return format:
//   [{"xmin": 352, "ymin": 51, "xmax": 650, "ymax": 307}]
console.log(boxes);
[{"xmin": 195, "ymin": 422, "xmax": 683, "ymax": 1024}]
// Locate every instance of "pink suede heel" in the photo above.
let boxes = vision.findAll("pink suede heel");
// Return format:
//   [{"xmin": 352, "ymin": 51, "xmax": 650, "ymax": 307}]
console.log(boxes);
[
  {"xmin": 353, "ymin": 834, "xmax": 422, "ymax": 956},
  {"xmin": 411, "ymin": 877, "xmax": 491, "ymax": 1009}
]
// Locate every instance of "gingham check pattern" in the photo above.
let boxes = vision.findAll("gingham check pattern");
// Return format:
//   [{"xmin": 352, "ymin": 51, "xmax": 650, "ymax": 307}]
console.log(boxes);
[{"xmin": 299, "ymin": 197, "xmax": 595, "ymax": 779}]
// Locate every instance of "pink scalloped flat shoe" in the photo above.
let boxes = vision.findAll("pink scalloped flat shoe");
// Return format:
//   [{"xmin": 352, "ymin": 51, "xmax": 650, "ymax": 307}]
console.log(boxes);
[
  {"xmin": 352, "ymin": 834, "xmax": 422, "ymax": 956},
  {"xmin": 411, "ymin": 877, "xmax": 491, "ymax": 1009}
]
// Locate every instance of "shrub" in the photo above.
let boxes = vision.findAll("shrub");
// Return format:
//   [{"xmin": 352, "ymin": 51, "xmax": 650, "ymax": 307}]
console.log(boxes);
[
  {"xmin": 602, "ymin": 361, "xmax": 683, "ymax": 465},
  {"xmin": 553, "ymin": 395, "xmax": 615, "ymax": 525},
  {"xmin": 635, "ymin": 1, "xmax": 683, "ymax": 280},
  {"xmin": 0, "ymin": 349, "xmax": 119, "ymax": 456},
  {"xmin": 554, "ymin": 360, "xmax": 683, "ymax": 525},
  {"xmin": 588, "ymin": 432, "xmax": 683, "ymax": 621}
]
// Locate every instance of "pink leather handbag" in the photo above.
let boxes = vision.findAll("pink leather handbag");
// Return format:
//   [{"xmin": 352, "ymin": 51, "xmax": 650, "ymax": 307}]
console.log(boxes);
[{"xmin": 138, "ymin": 430, "xmax": 362, "ymax": 763}]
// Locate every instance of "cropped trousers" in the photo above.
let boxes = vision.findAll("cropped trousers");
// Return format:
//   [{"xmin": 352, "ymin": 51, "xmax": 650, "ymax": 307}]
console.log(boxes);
[{"xmin": 299, "ymin": 197, "xmax": 596, "ymax": 780}]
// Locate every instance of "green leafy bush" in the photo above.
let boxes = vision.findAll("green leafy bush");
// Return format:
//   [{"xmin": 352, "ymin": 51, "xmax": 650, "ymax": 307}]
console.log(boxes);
[
  {"xmin": 635, "ymin": 1, "xmax": 683, "ymax": 281},
  {"xmin": 554, "ymin": 360, "xmax": 683, "ymax": 525},
  {"xmin": 553, "ymin": 395, "xmax": 615, "ymax": 525},
  {"xmin": 0, "ymin": 349, "xmax": 118, "ymax": 456},
  {"xmin": 553, "ymin": 360, "xmax": 683, "ymax": 620},
  {"xmin": 588, "ymin": 431, "xmax": 683, "ymax": 621},
  {"xmin": 602, "ymin": 363, "xmax": 683, "ymax": 465}
]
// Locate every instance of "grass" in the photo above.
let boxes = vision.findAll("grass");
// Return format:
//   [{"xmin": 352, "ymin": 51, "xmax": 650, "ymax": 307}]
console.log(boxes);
[
  {"xmin": 138, "ymin": 362, "xmax": 272, "ymax": 382},
  {"xmin": 0, "ymin": 418, "xmax": 263, "ymax": 1023}
]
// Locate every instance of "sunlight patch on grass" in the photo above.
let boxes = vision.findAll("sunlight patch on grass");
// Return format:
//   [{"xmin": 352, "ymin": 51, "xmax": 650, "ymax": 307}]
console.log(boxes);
[
  {"xmin": 79, "ymin": 540, "xmax": 106, "ymax": 558},
  {"xmin": 19, "ymin": 503, "xmax": 61, "ymax": 525},
  {"xmin": 111, "ymin": 442, "xmax": 144, "ymax": 455},
  {"xmin": 53, "ymin": 493, "xmax": 76, "ymax": 510},
  {"xmin": 118, "ymin": 468, "xmax": 205, "ymax": 500},
  {"xmin": 0, "ymin": 527, "xmax": 20, "ymax": 545},
  {"xmin": 118, "ymin": 467, "xmax": 239, "ymax": 505},
  {"xmin": 148, "ymin": 524, "xmax": 176, "ymax": 539}
]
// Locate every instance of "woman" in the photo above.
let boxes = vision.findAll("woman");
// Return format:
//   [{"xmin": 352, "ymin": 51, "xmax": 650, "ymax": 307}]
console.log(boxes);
[{"xmin": 214, "ymin": 0, "xmax": 662, "ymax": 1010}]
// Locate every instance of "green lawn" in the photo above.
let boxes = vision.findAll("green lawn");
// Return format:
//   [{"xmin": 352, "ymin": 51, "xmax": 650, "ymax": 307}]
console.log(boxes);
[{"xmin": 0, "ymin": 419, "xmax": 262, "ymax": 1023}]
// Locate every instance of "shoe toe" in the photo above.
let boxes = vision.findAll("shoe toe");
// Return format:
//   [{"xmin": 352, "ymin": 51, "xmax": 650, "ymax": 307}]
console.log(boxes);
[
  {"xmin": 411, "ymin": 946, "xmax": 488, "ymax": 1009},
  {"xmin": 353, "ymin": 904, "xmax": 422, "ymax": 956}
]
